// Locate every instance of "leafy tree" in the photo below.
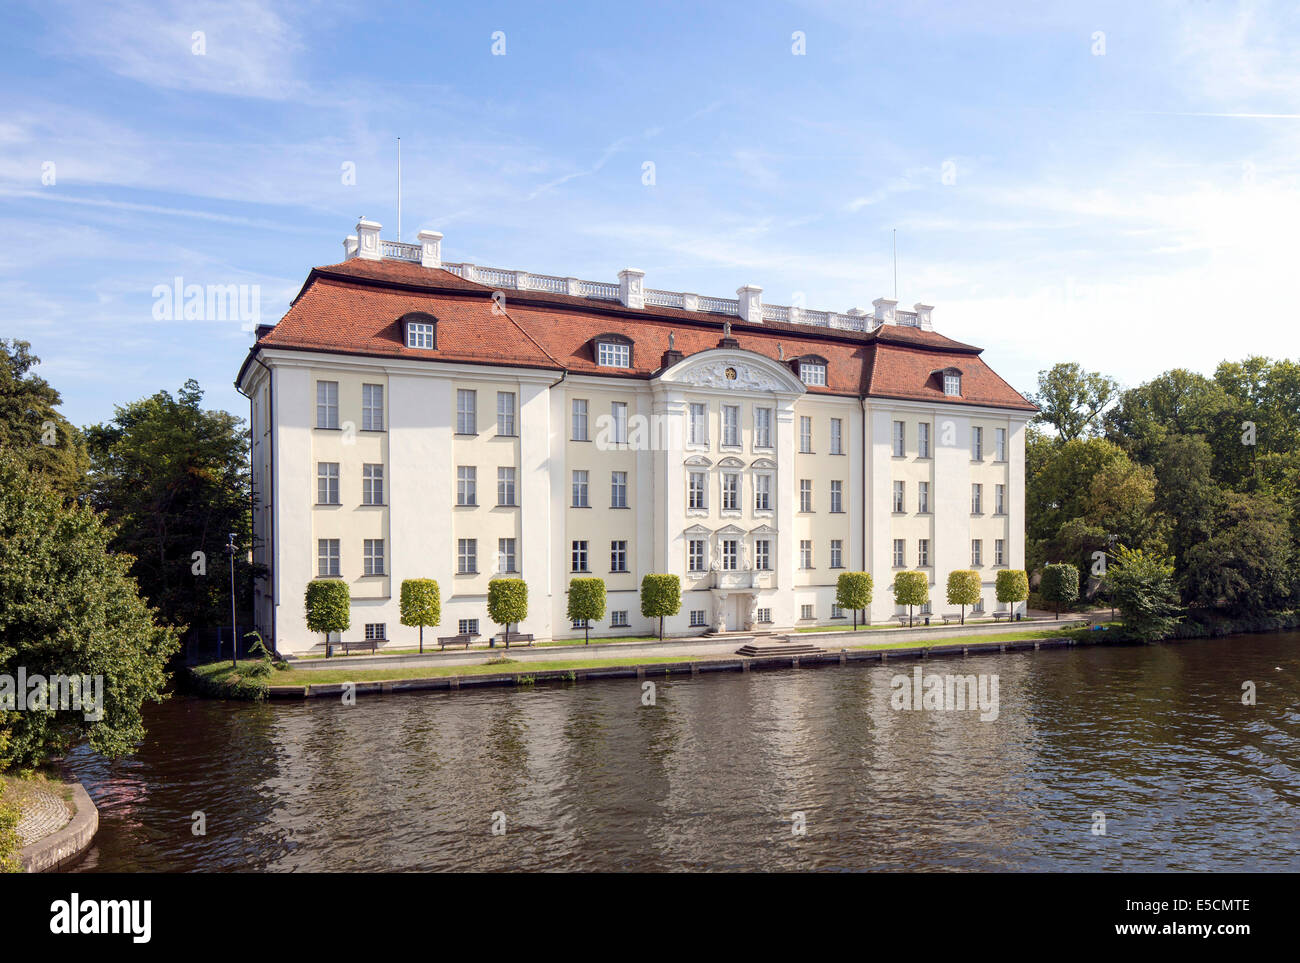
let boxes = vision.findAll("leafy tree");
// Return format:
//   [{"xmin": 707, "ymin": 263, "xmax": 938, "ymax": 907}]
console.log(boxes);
[
  {"xmin": 640, "ymin": 574, "xmax": 681, "ymax": 640},
  {"xmin": 1039, "ymin": 563, "xmax": 1080, "ymax": 619},
  {"xmin": 1104, "ymin": 369, "xmax": 1236, "ymax": 470},
  {"xmin": 893, "ymin": 572, "xmax": 929, "ymax": 626},
  {"xmin": 1104, "ymin": 546, "xmax": 1181, "ymax": 642},
  {"xmin": 996, "ymin": 569, "xmax": 1030, "ymax": 615},
  {"xmin": 1151, "ymin": 434, "xmax": 1218, "ymax": 591},
  {"xmin": 0, "ymin": 339, "xmax": 87, "ymax": 498},
  {"xmin": 1182, "ymin": 492, "xmax": 1294, "ymax": 614},
  {"xmin": 304, "ymin": 580, "xmax": 350, "ymax": 655},
  {"xmin": 487, "ymin": 578, "xmax": 528, "ymax": 648},
  {"xmin": 400, "ymin": 579, "xmax": 441, "ymax": 653},
  {"xmin": 835, "ymin": 572, "xmax": 873, "ymax": 630},
  {"xmin": 1028, "ymin": 362, "xmax": 1119, "ymax": 441},
  {"xmin": 84, "ymin": 379, "xmax": 258, "ymax": 648},
  {"xmin": 0, "ymin": 450, "xmax": 179, "ymax": 771},
  {"xmin": 567, "ymin": 577, "xmax": 606, "ymax": 644},
  {"xmin": 1026, "ymin": 437, "xmax": 1127, "ymax": 553},
  {"xmin": 945, "ymin": 570, "xmax": 981, "ymax": 624}
]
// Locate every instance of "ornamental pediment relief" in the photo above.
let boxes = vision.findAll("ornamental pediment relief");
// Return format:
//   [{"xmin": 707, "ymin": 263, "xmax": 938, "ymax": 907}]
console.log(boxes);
[
  {"xmin": 683, "ymin": 524, "xmax": 713, "ymax": 536},
  {"xmin": 751, "ymin": 457, "xmax": 777, "ymax": 470},
  {"xmin": 717, "ymin": 456, "xmax": 746, "ymax": 469},
  {"xmin": 658, "ymin": 350, "xmax": 806, "ymax": 394},
  {"xmin": 684, "ymin": 455, "xmax": 713, "ymax": 467}
]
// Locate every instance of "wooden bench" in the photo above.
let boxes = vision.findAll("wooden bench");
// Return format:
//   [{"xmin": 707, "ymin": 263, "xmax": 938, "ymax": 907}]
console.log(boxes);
[
  {"xmin": 894, "ymin": 615, "xmax": 915, "ymax": 627},
  {"xmin": 992, "ymin": 612, "xmax": 1010, "ymax": 622},
  {"xmin": 437, "ymin": 633, "xmax": 478, "ymax": 650},
  {"xmin": 492, "ymin": 633, "xmax": 535, "ymax": 648},
  {"xmin": 941, "ymin": 613, "xmax": 962, "ymax": 624},
  {"xmin": 337, "ymin": 638, "xmax": 387, "ymax": 656}
]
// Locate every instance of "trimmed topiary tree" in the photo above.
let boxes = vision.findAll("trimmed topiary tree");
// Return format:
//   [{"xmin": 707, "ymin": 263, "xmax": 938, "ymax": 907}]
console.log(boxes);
[
  {"xmin": 1105, "ymin": 546, "xmax": 1182, "ymax": 643},
  {"xmin": 1040, "ymin": 563, "xmax": 1080, "ymax": 619},
  {"xmin": 893, "ymin": 572, "xmax": 929, "ymax": 627},
  {"xmin": 946, "ymin": 570, "xmax": 981, "ymax": 624},
  {"xmin": 996, "ymin": 569, "xmax": 1030, "ymax": 619},
  {"xmin": 305, "ymin": 580, "xmax": 351, "ymax": 656},
  {"xmin": 400, "ymin": 578, "xmax": 441, "ymax": 654},
  {"xmin": 567, "ymin": 577, "xmax": 607, "ymax": 644},
  {"xmin": 487, "ymin": 577, "xmax": 528, "ymax": 649},
  {"xmin": 836, "ymin": 572, "xmax": 873, "ymax": 630},
  {"xmin": 640, "ymin": 574, "xmax": 682, "ymax": 640}
]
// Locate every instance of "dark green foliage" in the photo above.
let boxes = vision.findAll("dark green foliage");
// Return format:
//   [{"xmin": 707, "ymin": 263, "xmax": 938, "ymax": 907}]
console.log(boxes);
[
  {"xmin": 567, "ymin": 578, "xmax": 607, "ymax": 644},
  {"xmin": 945, "ymin": 570, "xmax": 981, "ymax": 624},
  {"xmin": 1105, "ymin": 546, "xmax": 1182, "ymax": 643},
  {"xmin": 399, "ymin": 579, "xmax": 441, "ymax": 653},
  {"xmin": 893, "ymin": 571, "xmax": 929, "ymax": 625},
  {"xmin": 487, "ymin": 578, "xmax": 528, "ymax": 648},
  {"xmin": 640, "ymin": 574, "xmax": 681, "ymax": 640},
  {"xmin": 835, "ymin": 572, "xmax": 872, "ymax": 629},
  {"xmin": 304, "ymin": 580, "xmax": 350, "ymax": 638},
  {"xmin": 0, "ymin": 340, "xmax": 88, "ymax": 499},
  {"xmin": 1039, "ymin": 563, "xmax": 1080, "ymax": 618}
]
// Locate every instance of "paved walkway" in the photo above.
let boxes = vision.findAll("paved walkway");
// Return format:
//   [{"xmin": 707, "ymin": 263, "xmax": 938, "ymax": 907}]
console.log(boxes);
[{"xmin": 13, "ymin": 782, "xmax": 72, "ymax": 847}]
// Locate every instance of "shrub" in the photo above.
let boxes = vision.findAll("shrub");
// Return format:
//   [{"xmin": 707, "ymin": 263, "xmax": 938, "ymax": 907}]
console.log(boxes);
[
  {"xmin": 835, "ymin": 572, "xmax": 873, "ymax": 629},
  {"xmin": 304, "ymin": 580, "xmax": 350, "ymax": 654},
  {"xmin": 1105, "ymin": 546, "xmax": 1182, "ymax": 643},
  {"xmin": 893, "ymin": 572, "xmax": 929, "ymax": 626},
  {"xmin": 399, "ymin": 579, "xmax": 441, "ymax": 653},
  {"xmin": 0, "ymin": 784, "xmax": 21, "ymax": 873},
  {"xmin": 996, "ymin": 569, "xmax": 1030, "ymax": 615},
  {"xmin": 242, "ymin": 630, "xmax": 274, "ymax": 679},
  {"xmin": 1040, "ymin": 563, "xmax": 1080, "ymax": 619},
  {"xmin": 640, "ymin": 574, "xmax": 682, "ymax": 640},
  {"xmin": 567, "ymin": 578, "xmax": 607, "ymax": 644},
  {"xmin": 487, "ymin": 578, "xmax": 528, "ymax": 648},
  {"xmin": 945, "ymin": 570, "xmax": 981, "ymax": 624}
]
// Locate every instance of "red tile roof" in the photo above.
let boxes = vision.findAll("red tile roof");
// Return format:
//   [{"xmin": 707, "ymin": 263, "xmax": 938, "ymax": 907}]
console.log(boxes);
[{"xmin": 241, "ymin": 258, "xmax": 1036, "ymax": 412}]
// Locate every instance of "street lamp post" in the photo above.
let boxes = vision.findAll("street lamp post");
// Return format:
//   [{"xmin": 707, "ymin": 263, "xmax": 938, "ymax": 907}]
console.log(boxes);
[{"xmin": 227, "ymin": 533, "xmax": 238, "ymax": 669}]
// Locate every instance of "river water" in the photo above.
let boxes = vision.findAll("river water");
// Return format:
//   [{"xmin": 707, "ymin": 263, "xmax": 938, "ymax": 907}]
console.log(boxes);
[{"xmin": 63, "ymin": 632, "xmax": 1300, "ymax": 872}]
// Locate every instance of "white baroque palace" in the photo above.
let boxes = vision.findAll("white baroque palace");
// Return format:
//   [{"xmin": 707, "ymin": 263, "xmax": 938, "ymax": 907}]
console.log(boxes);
[{"xmin": 237, "ymin": 219, "xmax": 1037, "ymax": 654}]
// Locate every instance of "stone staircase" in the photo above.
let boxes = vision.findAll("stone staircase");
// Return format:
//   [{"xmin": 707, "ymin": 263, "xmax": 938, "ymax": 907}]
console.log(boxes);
[{"xmin": 735, "ymin": 640, "xmax": 826, "ymax": 658}]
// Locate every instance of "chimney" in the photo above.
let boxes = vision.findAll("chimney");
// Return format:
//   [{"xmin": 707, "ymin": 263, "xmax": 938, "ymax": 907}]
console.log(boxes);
[
  {"xmin": 356, "ymin": 218, "xmax": 383, "ymax": 261},
  {"xmin": 417, "ymin": 229, "xmax": 443, "ymax": 268},
  {"xmin": 872, "ymin": 297, "xmax": 898, "ymax": 324},
  {"xmin": 618, "ymin": 268, "xmax": 645, "ymax": 309},
  {"xmin": 737, "ymin": 284, "xmax": 763, "ymax": 323},
  {"xmin": 913, "ymin": 302, "xmax": 934, "ymax": 329},
  {"xmin": 343, "ymin": 235, "xmax": 358, "ymax": 260}
]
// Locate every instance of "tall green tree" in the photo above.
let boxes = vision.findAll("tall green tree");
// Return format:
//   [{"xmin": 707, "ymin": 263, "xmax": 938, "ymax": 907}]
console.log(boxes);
[
  {"xmin": 487, "ymin": 578, "xmax": 528, "ymax": 648},
  {"xmin": 0, "ymin": 340, "xmax": 87, "ymax": 498},
  {"xmin": 84, "ymin": 380, "xmax": 257, "ymax": 645},
  {"xmin": 1105, "ymin": 546, "xmax": 1182, "ymax": 643},
  {"xmin": 1182, "ymin": 492, "xmax": 1295, "ymax": 614},
  {"xmin": 1028, "ymin": 362, "xmax": 1119, "ymax": 441},
  {"xmin": 399, "ymin": 579, "xmax": 441, "ymax": 654},
  {"xmin": 0, "ymin": 451, "xmax": 178, "ymax": 771},
  {"xmin": 567, "ymin": 578, "xmax": 606, "ymax": 644}
]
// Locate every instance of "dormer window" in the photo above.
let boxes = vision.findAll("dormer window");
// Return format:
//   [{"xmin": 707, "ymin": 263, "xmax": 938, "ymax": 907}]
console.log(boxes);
[
  {"xmin": 798, "ymin": 361, "xmax": 827, "ymax": 386},
  {"xmin": 593, "ymin": 333, "xmax": 634, "ymax": 368},
  {"xmin": 943, "ymin": 371, "xmax": 962, "ymax": 396},
  {"xmin": 400, "ymin": 312, "xmax": 438, "ymax": 350}
]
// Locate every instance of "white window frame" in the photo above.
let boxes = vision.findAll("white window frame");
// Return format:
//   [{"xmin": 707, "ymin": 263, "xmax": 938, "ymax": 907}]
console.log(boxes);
[
  {"xmin": 456, "ymin": 389, "xmax": 477, "ymax": 435},
  {"xmin": 572, "ymin": 470, "xmax": 589, "ymax": 508},
  {"xmin": 498, "ymin": 467, "xmax": 517, "ymax": 507},
  {"xmin": 688, "ymin": 403, "xmax": 708, "ymax": 445},
  {"xmin": 722, "ymin": 405, "xmax": 740, "ymax": 447},
  {"xmin": 754, "ymin": 407, "xmax": 773, "ymax": 448},
  {"xmin": 497, "ymin": 391, "xmax": 516, "ymax": 435},
  {"xmin": 457, "ymin": 466, "xmax": 477, "ymax": 506},
  {"xmin": 944, "ymin": 372, "xmax": 962, "ymax": 396},
  {"xmin": 317, "ymin": 538, "xmax": 340, "ymax": 577},
  {"xmin": 317, "ymin": 462, "xmax": 339, "ymax": 505},
  {"xmin": 892, "ymin": 539, "xmax": 905, "ymax": 567},
  {"xmin": 688, "ymin": 471, "xmax": 707, "ymax": 510},
  {"xmin": 362, "ymin": 463, "xmax": 384, "ymax": 505},
  {"xmin": 830, "ymin": 417, "xmax": 843, "ymax": 455},
  {"xmin": 363, "ymin": 538, "xmax": 384, "ymax": 576},
  {"xmin": 316, "ymin": 381, "xmax": 339, "ymax": 429},
  {"xmin": 361, "ymin": 384, "xmax": 384, "ymax": 431},
  {"xmin": 611, "ymin": 470, "xmax": 628, "ymax": 508},
  {"xmin": 572, "ymin": 399, "xmax": 589, "ymax": 441},
  {"xmin": 498, "ymin": 538, "xmax": 517, "ymax": 573},
  {"xmin": 406, "ymin": 321, "xmax": 434, "ymax": 349},
  {"xmin": 688, "ymin": 539, "xmax": 706, "ymax": 572},
  {"xmin": 830, "ymin": 480, "xmax": 843, "ymax": 514},
  {"xmin": 610, "ymin": 540, "xmax": 628, "ymax": 573},
  {"xmin": 458, "ymin": 538, "xmax": 477, "ymax": 574},
  {"xmin": 799, "ymin": 479, "xmax": 812, "ymax": 513},
  {"xmin": 892, "ymin": 420, "xmax": 905, "ymax": 457},
  {"xmin": 799, "ymin": 362, "xmax": 827, "ymax": 386},
  {"xmin": 918, "ymin": 422, "xmax": 931, "ymax": 458},
  {"xmin": 572, "ymin": 540, "xmax": 589, "ymax": 572},
  {"xmin": 799, "ymin": 416, "xmax": 813, "ymax": 452},
  {"xmin": 721, "ymin": 472, "xmax": 741, "ymax": 512},
  {"xmin": 597, "ymin": 341, "xmax": 631, "ymax": 368}
]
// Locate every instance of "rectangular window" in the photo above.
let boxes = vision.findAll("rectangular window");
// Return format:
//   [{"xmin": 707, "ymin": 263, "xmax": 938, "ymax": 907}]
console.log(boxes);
[
  {"xmin": 755, "ymin": 539, "xmax": 771, "ymax": 570},
  {"xmin": 799, "ymin": 416, "xmax": 813, "ymax": 452},
  {"xmin": 830, "ymin": 418, "xmax": 843, "ymax": 455},
  {"xmin": 457, "ymin": 466, "xmax": 477, "ymax": 506},
  {"xmin": 597, "ymin": 341, "xmax": 630, "ymax": 367},
  {"xmin": 362, "ymin": 463, "xmax": 384, "ymax": 505},
  {"xmin": 688, "ymin": 539, "xmax": 706, "ymax": 572},
  {"xmin": 316, "ymin": 381, "xmax": 339, "ymax": 429},
  {"xmin": 918, "ymin": 538, "xmax": 930, "ymax": 567},
  {"xmin": 831, "ymin": 604, "xmax": 845, "ymax": 619},
  {"xmin": 611, "ymin": 401, "xmax": 628, "ymax": 444},
  {"xmin": 995, "ymin": 483, "xmax": 1006, "ymax": 514},
  {"xmin": 944, "ymin": 373, "xmax": 961, "ymax": 396},
  {"xmin": 893, "ymin": 420, "xmax": 905, "ymax": 457},
  {"xmin": 458, "ymin": 618, "xmax": 479, "ymax": 636},
  {"xmin": 688, "ymin": 471, "xmax": 706, "ymax": 510},
  {"xmin": 755, "ymin": 474, "xmax": 771, "ymax": 511},
  {"xmin": 918, "ymin": 481, "xmax": 930, "ymax": 513},
  {"xmin": 572, "ymin": 470, "xmax": 589, "ymax": 508},
  {"xmin": 722, "ymin": 405, "xmax": 740, "ymax": 446},
  {"xmin": 365, "ymin": 622, "xmax": 386, "ymax": 641},
  {"xmin": 572, "ymin": 399, "xmax": 589, "ymax": 441},
  {"xmin": 317, "ymin": 462, "xmax": 339, "ymax": 505},
  {"xmin": 721, "ymin": 539, "xmax": 738, "ymax": 570},
  {"xmin": 893, "ymin": 480, "xmax": 905, "ymax": 513},
  {"xmin": 972, "ymin": 539, "xmax": 983, "ymax": 567},
  {"xmin": 611, "ymin": 540, "xmax": 628, "ymax": 572},
  {"xmin": 689, "ymin": 403, "xmax": 707, "ymax": 445},
  {"xmin": 498, "ymin": 467, "xmax": 517, "ymax": 506},
  {"xmin": 893, "ymin": 539, "xmax": 905, "ymax": 567},
  {"xmin": 457, "ymin": 538, "xmax": 477, "ymax": 574},
  {"xmin": 363, "ymin": 538, "xmax": 384, "ymax": 576},
  {"xmin": 456, "ymin": 389, "xmax": 477, "ymax": 435},
  {"xmin": 722, "ymin": 472, "xmax": 740, "ymax": 511},
  {"xmin": 571, "ymin": 540, "xmax": 589, "ymax": 572},
  {"xmin": 800, "ymin": 479, "xmax": 812, "ymax": 512},
  {"xmin": 497, "ymin": 391, "xmax": 516, "ymax": 435},
  {"xmin": 317, "ymin": 538, "xmax": 340, "ymax": 577},
  {"xmin": 996, "ymin": 427, "xmax": 1007, "ymax": 462},
  {"xmin": 973, "ymin": 597, "xmax": 985, "ymax": 614},
  {"xmin": 611, "ymin": 610, "xmax": 629, "ymax": 628},
  {"xmin": 918, "ymin": 422, "xmax": 931, "ymax": 458},
  {"xmin": 755, "ymin": 408, "xmax": 772, "ymax": 448},
  {"xmin": 971, "ymin": 426, "xmax": 984, "ymax": 460},
  {"xmin": 800, "ymin": 603, "xmax": 815, "ymax": 620},
  {"xmin": 406, "ymin": 321, "xmax": 434, "ymax": 349},
  {"xmin": 362, "ymin": 383, "xmax": 384, "ymax": 431},
  {"xmin": 757, "ymin": 607, "xmax": 772, "ymax": 624},
  {"xmin": 611, "ymin": 471, "xmax": 628, "ymax": 508},
  {"xmin": 800, "ymin": 539, "xmax": 813, "ymax": 569},
  {"xmin": 830, "ymin": 480, "xmax": 844, "ymax": 513},
  {"xmin": 690, "ymin": 610, "xmax": 707, "ymax": 628},
  {"xmin": 972, "ymin": 483, "xmax": 983, "ymax": 514},
  {"xmin": 995, "ymin": 538, "xmax": 1005, "ymax": 566},
  {"xmin": 800, "ymin": 363, "xmax": 827, "ymax": 386},
  {"xmin": 830, "ymin": 539, "xmax": 843, "ymax": 568},
  {"xmin": 498, "ymin": 538, "xmax": 517, "ymax": 573}
]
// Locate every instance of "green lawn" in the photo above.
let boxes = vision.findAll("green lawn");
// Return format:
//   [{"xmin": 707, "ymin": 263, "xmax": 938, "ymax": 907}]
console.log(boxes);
[
  {"xmin": 295, "ymin": 634, "xmax": 665, "ymax": 659},
  {"xmin": 845, "ymin": 624, "xmax": 1110, "ymax": 651}
]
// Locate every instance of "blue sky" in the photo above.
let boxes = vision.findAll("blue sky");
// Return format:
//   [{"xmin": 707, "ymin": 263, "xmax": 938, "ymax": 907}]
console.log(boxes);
[{"xmin": 4, "ymin": 0, "xmax": 1299, "ymax": 426}]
